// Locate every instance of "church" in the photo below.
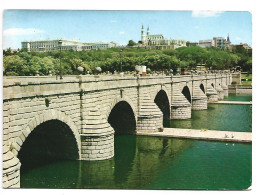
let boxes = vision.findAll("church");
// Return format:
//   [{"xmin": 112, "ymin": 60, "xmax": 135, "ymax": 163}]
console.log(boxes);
[{"xmin": 140, "ymin": 25, "xmax": 186, "ymax": 48}]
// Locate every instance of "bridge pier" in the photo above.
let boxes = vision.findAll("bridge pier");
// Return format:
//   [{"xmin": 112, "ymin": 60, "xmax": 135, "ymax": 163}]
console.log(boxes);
[
  {"xmin": 171, "ymin": 84, "xmax": 191, "ymax": 119},
  {"xmin": 206, "ymin": 86, "xmax": 219, "ymax": 103},
  {"xmin": 3, "ymin": 145, "xmax": 21, "ymax": 188},
  {"xmin": 222, "ymin": 85, "xmax": 229, "ymax": 97},
  {"xmin": 222, "ymin": 77, "xmax": 229, "ymax": 97},
  {"xmin": 216, "ymin": 85, "xmax": 224, "ymax": 100},
  {"xmin": 137, "ymin": 94, "xmax": 163, "ymax": 133},
  {"xmin": 191, "ymin": 85, "xmax": 207, "ymax": 110},
  {"xmin": 80, "ymin": 108, "xmax": 114, "ymax": 161}
]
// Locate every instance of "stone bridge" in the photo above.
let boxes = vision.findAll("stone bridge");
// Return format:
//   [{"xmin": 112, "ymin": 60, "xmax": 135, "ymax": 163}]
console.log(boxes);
[{"xmin": 3, "ymin": 73, "xmax": 232, "ymax": 188}]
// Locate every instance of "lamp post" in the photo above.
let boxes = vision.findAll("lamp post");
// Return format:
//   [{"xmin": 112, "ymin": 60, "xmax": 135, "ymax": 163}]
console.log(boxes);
[
  {"xmin": 120, "ymin": 49, "xmax": 123, "ymax": 72},
  {"xmin": 58, "ymin": 40, "xmax": 63, "ymax": 79},
  {"xmin": 179, "ymin": 58, "xmax": 181, "ymax": 74}
]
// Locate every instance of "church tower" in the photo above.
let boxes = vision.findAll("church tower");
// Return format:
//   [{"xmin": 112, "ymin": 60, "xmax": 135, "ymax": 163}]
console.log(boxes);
[
  {"xmin": 141, "ymin": 25, "xmax": 145, "ymax": 43},
  {"xmin": 225, "ymin": 33, "xmax": 231, "ymax": 50},
  {"xmin": 147, "ymin": 26, "xmax": 150, "ymax": 36},
  {"xmin": 227, "ymin": 33, "xmax": 231, "ymax": 44}
]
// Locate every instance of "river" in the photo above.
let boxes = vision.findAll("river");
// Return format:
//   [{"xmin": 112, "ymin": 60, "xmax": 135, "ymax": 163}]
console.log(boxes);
[{"xmin": 20, "ymin": 94, "xmax": 252, "ymax": 189}]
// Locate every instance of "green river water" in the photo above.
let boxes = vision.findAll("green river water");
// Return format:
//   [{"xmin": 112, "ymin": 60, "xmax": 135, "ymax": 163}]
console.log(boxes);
[{"xmin": 20, "ymin": 94, "xmax": 252, "ymax": 190}]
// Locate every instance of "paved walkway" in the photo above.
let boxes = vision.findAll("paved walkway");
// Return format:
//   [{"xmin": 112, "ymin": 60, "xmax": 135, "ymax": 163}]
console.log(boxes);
[
  {"xmin": 209, "ymin": 101, "xmax": 252, "ymax": 105},
  {"xmin": 137, "ymin": 128, "xmax": 252, "ymax": 143}
]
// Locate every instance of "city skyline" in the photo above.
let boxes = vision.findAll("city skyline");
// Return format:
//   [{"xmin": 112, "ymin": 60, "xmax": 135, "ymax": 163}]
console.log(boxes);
[{"xmin": 3, "ymin": 10, "xmax": 252, "ymax": 49}]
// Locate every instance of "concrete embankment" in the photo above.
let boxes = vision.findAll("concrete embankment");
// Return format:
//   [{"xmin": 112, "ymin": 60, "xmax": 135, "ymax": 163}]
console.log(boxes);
[
  {"xmin": 209, "ymin": 101, "xmax": 252, "ymax": 105},
  {"xmin": 137, "ymin": 128, "xmax": 252, "ymax": 143},
  {"xmin": 228, "ymin": 84, "xmax": 252, "ymax": 94}
]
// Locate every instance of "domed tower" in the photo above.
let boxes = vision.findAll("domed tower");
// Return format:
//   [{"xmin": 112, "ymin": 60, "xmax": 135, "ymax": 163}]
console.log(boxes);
[{"xmin": 141, "ymin": 25, "xmax": 145, "ymax": 43}]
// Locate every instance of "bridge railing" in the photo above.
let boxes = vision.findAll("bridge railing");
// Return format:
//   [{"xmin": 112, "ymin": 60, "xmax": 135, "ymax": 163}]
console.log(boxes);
[{"xmin": 3, "ymin": 73, "xmax": 231, "ymax": 86}]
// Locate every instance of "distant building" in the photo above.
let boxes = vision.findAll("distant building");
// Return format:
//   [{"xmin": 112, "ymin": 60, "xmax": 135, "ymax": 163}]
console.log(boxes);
[
  {"xmin": 213, "ymin": 34, "xmax": 231, "ymax": 50},
  {"xmin": 213, "ymin": 37, "xmax": 226, "ymax": 49},
  {"xmin": 199, "ymin": 39, "xmax": 214, "ymax": 48},
  {"xmin": 199, "ymin": 34, "xmax": 231, "ymax": 50},
  {"xmin": 21, "ymin": 39, "xmax": 119, "ymax": 52},
  {"xmin": 140, "ymin": 25, "xmax": 186, "ymax": 48},
  {"xmin": 232, "ymin": 43, "xmax": 252, "ymax": 51},
  {"xmin": 186, "ymin": 41, "xmax": 199, "ymax": 47}
]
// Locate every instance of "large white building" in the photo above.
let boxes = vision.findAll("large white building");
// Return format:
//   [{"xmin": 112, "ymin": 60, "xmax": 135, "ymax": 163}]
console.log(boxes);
[
  {"xmin": 140, "ymin": 25, "xmax": 186, "ymax": 48},
  {"xmin": 21, "ymin": 39, "xmax": 119, "ymax": 52}
]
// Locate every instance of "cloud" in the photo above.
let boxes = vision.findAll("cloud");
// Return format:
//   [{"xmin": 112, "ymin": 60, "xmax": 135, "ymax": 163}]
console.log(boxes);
[
  {"xmin": 192, "ymin": 11, "xmax": 224, "ymax": 18},
  {"xmin": 119, "ymin": 31, "xmax": 125, "ymax": 35},
  {"xmin": 110, "ymin": 20, "xmax": 117, "ymax": 23},
  {"xmin": 3, "ymin": 28, "xmax": 45, "ymax": 36}
]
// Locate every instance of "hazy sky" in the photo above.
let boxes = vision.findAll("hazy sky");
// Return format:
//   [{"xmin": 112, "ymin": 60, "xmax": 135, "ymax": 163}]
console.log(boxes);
[{"xmin": 3, "ymin": 10, "xmax": 252, "ymax": 49}]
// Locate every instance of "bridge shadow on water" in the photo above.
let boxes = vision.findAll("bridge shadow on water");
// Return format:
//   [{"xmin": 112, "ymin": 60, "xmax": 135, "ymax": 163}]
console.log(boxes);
[
  {"xmin": 18, "ymin": 120, "xmax": 79, "ymax": 174},
  {"xmin": 108, "ymin": 101, "xmax": 137, "ymax": 185}
]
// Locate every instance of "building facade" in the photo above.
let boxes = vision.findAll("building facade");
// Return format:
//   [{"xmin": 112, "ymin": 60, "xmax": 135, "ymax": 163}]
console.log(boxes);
[
  {"xmin": 199, "ymin": 39, "xmax": 214, "ymax": 48},
  {"xmin": 213, "ymin": 35, "xmax": 231, "ymax": 50},
  {"xmin": 21, "ymin": 39, "xmax": 119, "ymax": 52},
  {"xmin": 199, "ymin": 34, "xmax": 231, "ymax": 50},
  {"xmin": 232, "ymin": 43, "xmax": 252, "ymax": 50},
  {"xmin": 140, "ymin": 25, "xmax": 186, "ymax": 48}
]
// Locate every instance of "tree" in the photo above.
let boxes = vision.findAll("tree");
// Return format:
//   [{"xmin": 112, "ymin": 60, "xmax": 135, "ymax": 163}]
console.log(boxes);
[
  {"xmin": 3, "ymin": 55, "xmax": 29, "ymax": 76},
  {"xmin": 128, "ymin": 40, "xmax": 136, "ymax": 47},
  {"xmin": 3, "ymin": 48, "xmax": 12, "ymax": 56},
  {"xmin": 2, "ymin": 46, "xmax": 252, "ymax": 75}
]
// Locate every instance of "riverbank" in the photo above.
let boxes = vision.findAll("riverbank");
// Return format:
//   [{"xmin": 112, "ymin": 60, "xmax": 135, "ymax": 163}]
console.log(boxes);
[{"xmin": 137, "ymin": 128, "xmax": 252, "ymax": 143}]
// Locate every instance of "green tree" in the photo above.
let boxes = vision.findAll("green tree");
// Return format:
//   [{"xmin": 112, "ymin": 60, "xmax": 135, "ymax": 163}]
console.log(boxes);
[
  {"xmin": 128, "ymin": 40, "xmax": 136, "ymax": 46},
  {"xmin": 3, "ymin": 55, "xmax": 29, "ymax": 76}
]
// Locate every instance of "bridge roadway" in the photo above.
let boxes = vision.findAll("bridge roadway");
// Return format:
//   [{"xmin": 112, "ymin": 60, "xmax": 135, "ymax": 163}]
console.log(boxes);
[{"xmin": 3, "ymin": 73, "xmax": 232, "ymax": 188}]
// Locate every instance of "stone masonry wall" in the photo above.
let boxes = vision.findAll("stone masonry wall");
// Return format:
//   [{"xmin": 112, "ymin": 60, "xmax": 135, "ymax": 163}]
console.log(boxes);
[{"xmin": 2, "ymin": 73, "xmax": 232, "ymax": 188}]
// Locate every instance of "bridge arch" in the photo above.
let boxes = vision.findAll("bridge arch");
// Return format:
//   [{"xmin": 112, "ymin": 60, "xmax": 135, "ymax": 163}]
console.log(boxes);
[
  {"xmin": 107, "ymin": 98, "xmax": 137, "ymax": 135},
  {"xmin": 182, "ymin": 86, "xmax": 192, "ymax": 103},
  {"xmin": 11, "ymin": 110, "xmax": 81, "ymax": 163},
  {"xmin": 106, "ymin": 96, "xmax": 137, "ymax": 122},
  {"xmin": 151, "ymin": 85, "xmax": 171, "ymax": 105},
  {"xmin": 154, "ymin": 89, "xmax": 170, "ymax": 120},
  {"xmin": 200, "ymin": 83, "xmax": 205, "ymax": 94}
]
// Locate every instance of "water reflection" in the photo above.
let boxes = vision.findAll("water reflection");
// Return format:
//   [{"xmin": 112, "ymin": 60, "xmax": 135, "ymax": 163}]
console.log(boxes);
[
  {"xmin": 21, "ymin": 135, "xmax": 251, "ymax": 190},
  {"xmin": 21, "ymin": 135, "xmax": 193, "ymax": 189},
  {"xmin": 166, "ymin": 104, "xmax": 252, "ymax": 132},
  {"xmin": 223, "ymin": 94, "xmax": 252, "ymax": 102}
]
